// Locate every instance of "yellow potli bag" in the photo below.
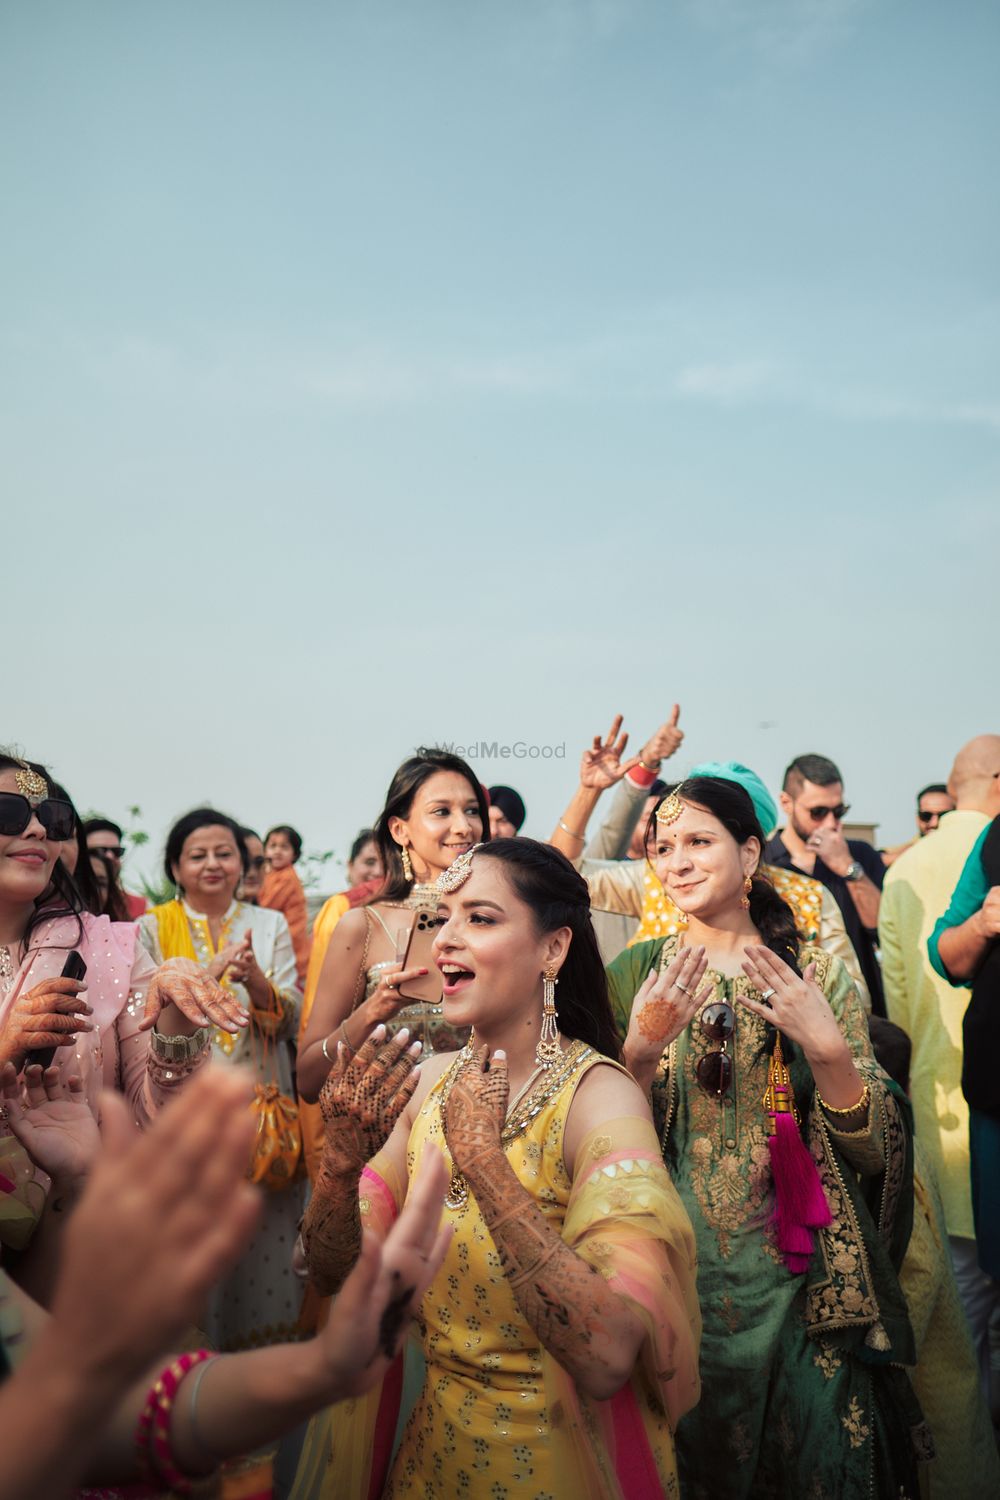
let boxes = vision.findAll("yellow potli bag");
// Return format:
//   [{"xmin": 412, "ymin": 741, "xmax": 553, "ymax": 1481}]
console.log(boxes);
[{"xmin": 246, "ymin": 1007, "xmax": 302, "ymax": 1192}]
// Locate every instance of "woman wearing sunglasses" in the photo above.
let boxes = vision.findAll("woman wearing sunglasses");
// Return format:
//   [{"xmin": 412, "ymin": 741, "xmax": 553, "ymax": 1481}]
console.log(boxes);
[
  {"xmin": 0, "ymin": 754, "xmax": 243, "ymax": 1273},
  {"xmin": 608, "ymin": 776, "xmax": 924, "ymax": 1500}
]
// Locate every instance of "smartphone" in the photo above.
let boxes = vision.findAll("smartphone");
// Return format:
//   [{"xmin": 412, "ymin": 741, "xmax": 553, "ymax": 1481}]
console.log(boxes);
[
  {"xmin": 26, "ymin": 950, "xmax": 87, "ymax": 1070},
  {"xmin": 397, "ymin": 911, "xmax": 444, "ymax": 1005}
]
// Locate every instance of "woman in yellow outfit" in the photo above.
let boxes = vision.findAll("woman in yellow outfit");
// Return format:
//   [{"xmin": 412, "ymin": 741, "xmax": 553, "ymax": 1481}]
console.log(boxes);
[{"xmin": 293, "ymin": 838, "xmax": 700, "ymax": 1499}]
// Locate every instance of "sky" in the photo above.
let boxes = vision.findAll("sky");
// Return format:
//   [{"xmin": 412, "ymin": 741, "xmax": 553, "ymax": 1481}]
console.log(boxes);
[{"xmin": 2, "ymin": 0, "xmax": 998, "ymax": 889}]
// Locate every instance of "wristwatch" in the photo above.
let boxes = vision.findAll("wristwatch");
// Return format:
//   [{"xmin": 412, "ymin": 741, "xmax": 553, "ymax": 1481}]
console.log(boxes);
[{"xmin": 844, "ymin": 861, "xmax": 865, "ymax": 883}]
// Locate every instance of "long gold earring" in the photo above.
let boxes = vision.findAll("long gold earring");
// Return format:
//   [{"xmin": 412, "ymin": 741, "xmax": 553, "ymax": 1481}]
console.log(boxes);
[
  {"xmin": 400, "ymin": 845, "xmax": 413, "ymax": 882},
  {"xmin": 741, "ymin": 875, "xmax": 752, "ymax": 910},
  {"xmin": 535, "ymin": 967, "xmax": 561, "ymax": 1068}
]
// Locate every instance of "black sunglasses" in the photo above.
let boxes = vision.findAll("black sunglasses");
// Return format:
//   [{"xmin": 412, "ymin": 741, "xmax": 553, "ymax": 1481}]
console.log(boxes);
[
  {"xmin": 916, "ymin": 810, "xmax": 942, "ymax": 824},
  {"xmin": 0, "ymin": 792, "xmax": 76, "ymax": 843},
  {"xmin": 92, "ymin": 843, "xmax": 126, "ymax": 859},
  {"xmin": 805, "ymin": 803, "xmax": 850, "ymax": 822},
  {"xmin": 695, "ymin": 1000, "xmax": 736, "ymax": 1099}
]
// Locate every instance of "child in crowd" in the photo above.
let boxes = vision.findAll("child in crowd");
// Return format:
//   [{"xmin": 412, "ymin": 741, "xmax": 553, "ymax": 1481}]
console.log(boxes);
[{"xmin": 259, "ymin": 824, "xmax": 311, "ymax": 983}]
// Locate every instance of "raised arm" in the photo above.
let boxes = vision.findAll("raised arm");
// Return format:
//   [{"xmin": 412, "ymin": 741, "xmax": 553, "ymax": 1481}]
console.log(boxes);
[
  {"xmin": 300, "ymin": 1027, "xmax": 425, "ymax": 1296},
  {"xmin": 443, "ymin": 1048, "xmax": 649, "ymax": 1401},
  {"xmin": 549, "ymin": 716, "xmax": 641, "ymax": 860}
]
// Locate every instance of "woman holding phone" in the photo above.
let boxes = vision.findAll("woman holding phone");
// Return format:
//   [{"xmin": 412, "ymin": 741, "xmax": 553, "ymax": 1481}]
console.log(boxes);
[
  {"xmin": 0, "ymin": 753, "xmax": 241, "ymax": 1279},
  {"xmin": 297, "ymin": 750, "xmax": 488, "ymax": 1104}
]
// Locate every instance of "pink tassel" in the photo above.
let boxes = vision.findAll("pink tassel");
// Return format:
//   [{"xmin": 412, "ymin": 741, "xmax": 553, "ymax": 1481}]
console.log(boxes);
[{"xmin": 764, "ymin": 1038, "xmax": 831, "ymax": 1274}]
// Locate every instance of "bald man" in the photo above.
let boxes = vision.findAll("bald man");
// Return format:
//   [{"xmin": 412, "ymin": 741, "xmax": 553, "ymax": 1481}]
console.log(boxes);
[{"xmin": 880, "ymin": 733, "xmax": 1000, "ymax": 1391}]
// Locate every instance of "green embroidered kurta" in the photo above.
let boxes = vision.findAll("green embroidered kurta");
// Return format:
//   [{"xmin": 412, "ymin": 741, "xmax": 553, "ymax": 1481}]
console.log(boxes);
[{"xmin": 607, "ymin": 937, "xmax": 925, "ymax": 1500}]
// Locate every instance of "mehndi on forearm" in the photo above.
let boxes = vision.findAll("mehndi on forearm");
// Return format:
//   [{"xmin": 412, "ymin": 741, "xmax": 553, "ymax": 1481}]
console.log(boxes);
[
  {"xmin": 464, "ymin": 1150, "xmax": 641, "ymax": 1393},
  {"xmin": 301, "ymin": 1151, "xmax": 364, "ymax": 1298}
]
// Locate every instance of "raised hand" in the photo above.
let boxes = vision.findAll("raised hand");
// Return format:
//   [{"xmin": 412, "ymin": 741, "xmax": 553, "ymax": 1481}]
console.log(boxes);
[
  {"xmin": 639, "ymin": 704, "xmax": 684, "ymax": 768},
  {"xmin": 442, "ymin": 1044, "xmax": 508, "ymax": 1175},
  {"xmin": 319, "ymin": 1146, "xmax": 452, "ymax": 1395},
  {"xmin": 579, "ymin": 715, "xmax": 642, "ymax": 791},
  {"xmin": 739, "ymin": 948, "xmax": 846, "ymax": 1066},
  {"xmin": 0, "ymin": 1061, "xmax": 100, "ymax": 1188},
  {"xmin": 805, "ymin": 826, "xmax": 853, "ymax": 877},
  {"xmin": 139, "ymin": 957, "xmax": 248, "ymax": 1037},
  {"xmin": 220, "ymin": 929, "xmax": 266, "ymax": 990},
  {"xmin": 625, "ymin": 946, "xmax": 712, "ymax": 1072},
  {"xmin": 0, "ymin": 977, "xmax": 93, "ymax": 1070},
  {"xmin": 207, "ymin": 931, "xmax": 252, "ymax": 984},
  {"xmin": 318, "ymin": 1025, "xmax": 423, "ymax": 1170}
]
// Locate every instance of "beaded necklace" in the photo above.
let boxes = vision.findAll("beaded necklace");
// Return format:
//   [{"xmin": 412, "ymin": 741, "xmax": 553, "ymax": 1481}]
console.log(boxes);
[{"xmin": 439, "ymin": 1037, "xmax": 593, "ymax": 1211}]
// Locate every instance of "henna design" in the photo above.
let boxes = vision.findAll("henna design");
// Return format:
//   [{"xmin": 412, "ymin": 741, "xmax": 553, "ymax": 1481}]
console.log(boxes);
[
  {"xmin": 375, "ymin": 1271, "xmax": 416, "ymax": 1359},
  {"xmin": 301, "ymin": 1154, "xmax": 364, "ymax": 1297},
  {"xmin": 141, "ymin": 960, "xmax": 247, "ymax": 1035},
  {"xmin": 318, "ymin": 1027, "xmax": 421, "ymax": 1166},
  {"xmin": 0, "ymin": 979, "xmax": 93, "ymax": 1069},
  {"xmin": 303, "ymin": 1029, "xmax": 421, "ymax": 1295},
  {"xmin": 442, "ymin": 1044, "xmax": 507, "ymax": 1175},
  {"xmin": 637, "ymin": 996, "xmax": 679, "ymax": 1043},
  {"xmin": 462, "ymin": 1149, "xmax": 639, "ymax": 1386}
]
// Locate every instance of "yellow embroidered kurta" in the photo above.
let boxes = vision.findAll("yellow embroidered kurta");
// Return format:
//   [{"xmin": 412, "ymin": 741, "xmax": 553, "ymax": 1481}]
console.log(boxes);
[
  {"xmin": 292, "ymin": 1042, "xmax": 701, "ymax": 1499},
  {"xmin": 878, "ymin": 809, "xmax": 988, "ymax": 1239}
]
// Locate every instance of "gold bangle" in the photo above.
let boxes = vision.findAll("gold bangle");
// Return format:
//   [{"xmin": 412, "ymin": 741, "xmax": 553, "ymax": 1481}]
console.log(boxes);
[
  {"xmin": 338, "ymin": 1020, "xmax": 358, "ymax": 1057},
  {"xmin": 558, "ymin": 819, "xmax": 585, "ymax": 842},
  {"xmin": 816, "ymin": 1081, "xmax": 870, "ymax": 1117},
  {"xmin": 638, "ymin": 757, "xmax": 661, "ymax": 772}
]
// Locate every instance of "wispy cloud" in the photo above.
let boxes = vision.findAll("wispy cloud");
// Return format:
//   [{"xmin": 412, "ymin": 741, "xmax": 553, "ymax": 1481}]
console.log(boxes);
[
  {"xmin": 674, "ymin": 359, "xmax": 779, "ymax": 402},
  {"xmin": 683, "ymin": 0, "xmax": 870, "ymax": 67},
  {"xmin": 22, "ymin": 316, "xmax": 999, "ymax": 436}
]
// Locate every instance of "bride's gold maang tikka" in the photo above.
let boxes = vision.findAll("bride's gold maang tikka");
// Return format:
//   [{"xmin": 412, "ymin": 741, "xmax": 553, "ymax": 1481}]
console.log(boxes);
[{"xmin": 435, "ymin": 843, "xmax": 483, "ymax": 894}]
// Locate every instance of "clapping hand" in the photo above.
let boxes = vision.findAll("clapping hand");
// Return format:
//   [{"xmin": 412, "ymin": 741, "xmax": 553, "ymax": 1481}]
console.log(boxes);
[
  {"xmin": 319, "ymin": 1146, "xmax": 451, "ymax": 1395},
  {"xmin": 739, "ymin": 947, "xmax": 846, "ymax": 1067},
  {"xmin": 626, "ymin": 946, "xmax": 712, "ymax": 1068},
  {"xmin": 442, "ymin": 1044, "xmax": 509, "ymax": 1175},
  {"xmin": 319, "ymin": 1025, "xmax": 423, "ymax": 1170},
  {"xmin": 0, "ymin": 1061, "xmax": 100, "ymax": 1189}
]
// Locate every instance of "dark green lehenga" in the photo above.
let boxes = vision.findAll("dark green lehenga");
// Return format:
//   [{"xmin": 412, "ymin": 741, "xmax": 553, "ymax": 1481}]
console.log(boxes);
[{"xmin": 607, "ymin": 937, "xmax": 929, "ymax": 1500}]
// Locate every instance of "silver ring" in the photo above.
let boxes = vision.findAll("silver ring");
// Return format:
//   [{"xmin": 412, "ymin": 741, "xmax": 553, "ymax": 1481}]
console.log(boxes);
[
  {"xmin": 675, "ymin": 983, "xmax": 689, "ymax": 994},
  {"xmin": 386, "ymin": 979, "xmax": 396, "ymax": 990},
  {"xmin": 761, "ymin": 987, "xmax": 776, "ymax": 1001}
]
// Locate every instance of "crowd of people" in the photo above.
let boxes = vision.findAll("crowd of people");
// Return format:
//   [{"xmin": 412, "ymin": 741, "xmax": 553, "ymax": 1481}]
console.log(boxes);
[{"xmin": 0, "ymin": 715, "xmax": 998, "ymax": 1500}]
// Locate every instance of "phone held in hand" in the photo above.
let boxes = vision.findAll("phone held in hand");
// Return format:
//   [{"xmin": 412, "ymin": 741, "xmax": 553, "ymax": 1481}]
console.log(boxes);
[
  {"xmin": 26, "ymin": 949, "xmax": 87, "ymax": 1071},
  {"xmin": 397, "ymin": 912, "xmax": 445, "ymax": 1006}
]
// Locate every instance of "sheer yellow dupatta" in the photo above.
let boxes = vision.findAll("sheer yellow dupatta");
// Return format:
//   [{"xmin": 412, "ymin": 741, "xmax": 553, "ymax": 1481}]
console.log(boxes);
[
  {"xmin": 148, "ymin": 899, "xmax": 198, "ymax": 962},
  {"xmin": 291, "ymin": 1152, "xmax": 411, "ymax": 1500},
  {"xmin": 543, "ymin": 1115, "xmax": 702, "ymax": 1499}
]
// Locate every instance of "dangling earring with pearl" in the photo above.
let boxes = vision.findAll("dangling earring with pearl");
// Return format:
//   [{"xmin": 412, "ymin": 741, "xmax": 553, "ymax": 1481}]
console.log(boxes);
[
  {"xmin": 400, "ymin": 844, "xmax": 413, "ymax": 882},
  {"xmin": 535, "ymin": 967, "xmax": 561, "ymax": 1067}
]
